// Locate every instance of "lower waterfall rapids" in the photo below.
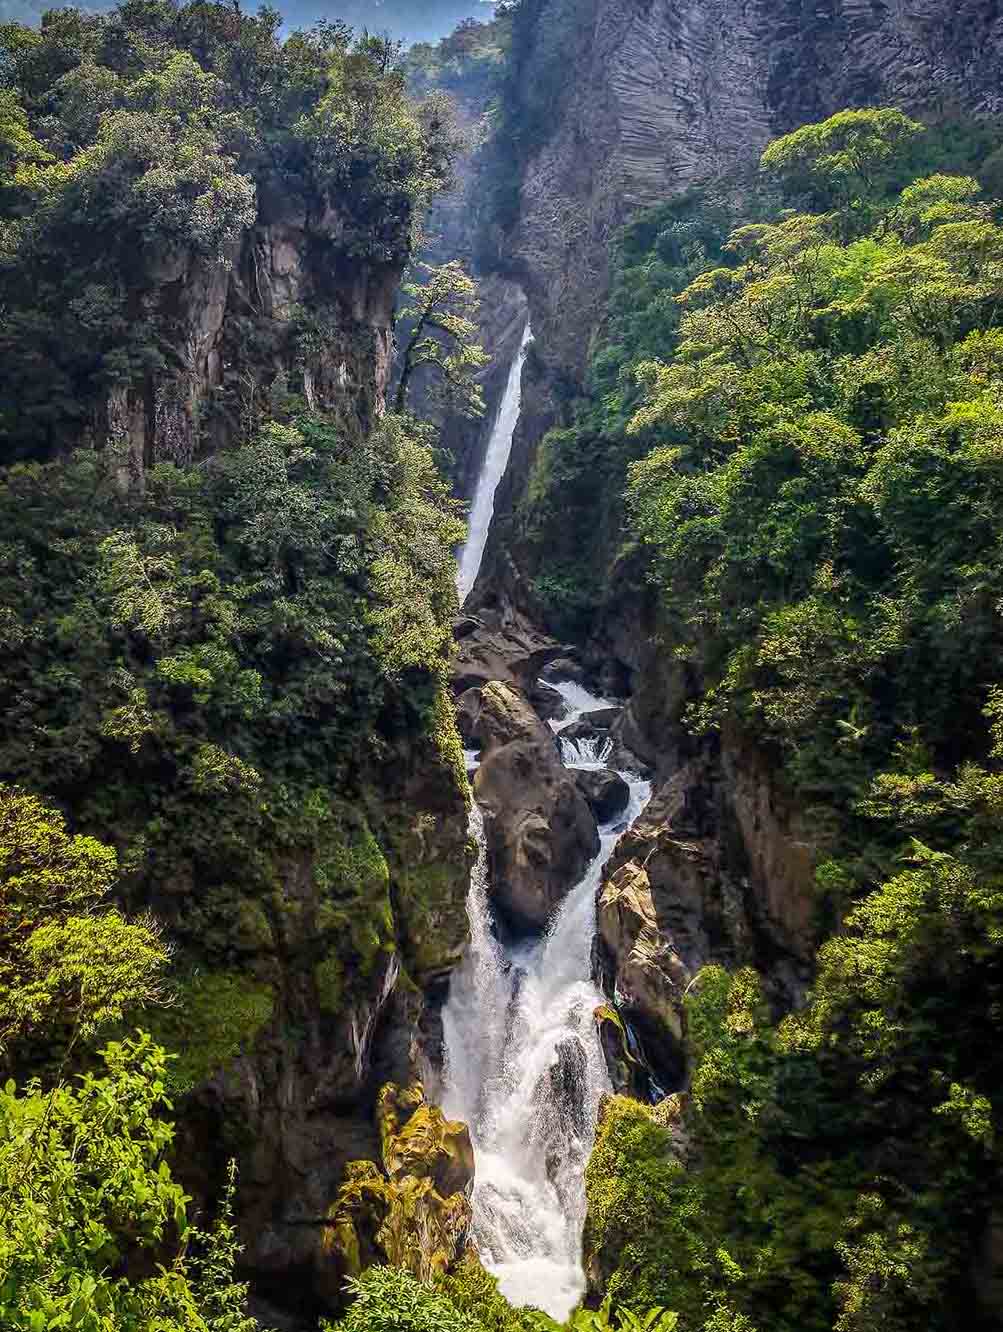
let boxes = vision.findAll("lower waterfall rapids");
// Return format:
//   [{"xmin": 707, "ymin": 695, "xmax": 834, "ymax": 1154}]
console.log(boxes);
[
  {"xmin": 442, "ymin": 682, "xmax": 652, "ymax": 1319},
  {"xmin": 455, "ymin": 320, "xmax": 532, "ymax": 605}
]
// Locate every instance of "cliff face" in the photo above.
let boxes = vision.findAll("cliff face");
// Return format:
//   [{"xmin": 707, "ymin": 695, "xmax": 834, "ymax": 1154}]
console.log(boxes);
[
  {"xmin": 471, "ymin": 0, "xmax": 1003, "ymax": 602},
  {"xmin": 173, "ymin": 731, "xmax": 473, "ymax": 1327},
  {"xmin": 94, "ymin": 198, "xmax": 401, "ymax": 486},
  {"xmin": 500, "ymin": 0, "xmax": 1003, "ymax": 385},
  {"xmin": 457, "ymin": 0, "xmax": 1003, "ymax": 1088}
]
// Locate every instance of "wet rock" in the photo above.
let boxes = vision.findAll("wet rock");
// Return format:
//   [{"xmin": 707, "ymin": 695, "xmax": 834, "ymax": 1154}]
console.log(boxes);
[
  {"xmin": 454, "ymin": 688, "xmax": 483, "ymax": 744},
  {"xmin": 454, "ymin": 615, "xmax": 481, "ymax": 640},
  {"xmin": 540, "ymin": 655, "xmax": 586, "ymax": 685},
  {"xmin": 529, "ymin": 678, "xmax": 568, "ymax": 723},
  {"xmin": 560, "ymin": 719, "xmax": 609, "ymax": 747},
  {"xmin": 594, "ymin": 1005, "xmax": 648, "ymax": 1099},
  {"xmin": 582, "ymin": 706, "xmax": 621, "ymax": 729},
  {"xmin": 451, "ymin": 607, "xmax": 565, "ymax": 694},
  {"xmin": 544, "ymin": 1036, "xmax": 589, "ymax": 1140},
  {"xmin": 474, "ymin": 681, "xmax": 599, "ymax": 933},
  {"xmin": 974, "ymin": 1204, "xmax": 1003, "ymax": 1324},
  {"xmin": 593, "ymin": 744, "xmax": 817, "ymax": 1094},
  {"xmin": 319, "ymin": 1081, "xmax": 474, "ymax": 1298},
  {"xmin": 574, "ymin": 769, "xmax": 630, "ymax": 824}
]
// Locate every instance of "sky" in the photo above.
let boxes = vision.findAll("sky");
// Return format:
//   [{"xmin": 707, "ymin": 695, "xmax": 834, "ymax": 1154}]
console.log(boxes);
[{"xmin": 0, "ymin": 0, "xmax": 498, "ymax": 43}]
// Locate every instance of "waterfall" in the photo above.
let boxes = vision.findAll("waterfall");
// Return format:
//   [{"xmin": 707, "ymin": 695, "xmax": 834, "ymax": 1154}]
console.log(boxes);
[
  {"xmin": 456, "ymin": 321, "xmax": 532, "ymax": 605},
  {"xmin": 442, "ymin": 682, "xmax": 652, "ymax": 1320}
]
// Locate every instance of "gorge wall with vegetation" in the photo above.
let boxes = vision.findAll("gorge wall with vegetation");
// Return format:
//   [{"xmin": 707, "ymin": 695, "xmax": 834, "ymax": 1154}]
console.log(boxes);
[
  {"xmin": 418, "ymin": 3, "xmax": 1003, "ymax": 1329},
  {"xmin": 0, "ymin": 4, "xmax": 478, "ymax": 1324}
]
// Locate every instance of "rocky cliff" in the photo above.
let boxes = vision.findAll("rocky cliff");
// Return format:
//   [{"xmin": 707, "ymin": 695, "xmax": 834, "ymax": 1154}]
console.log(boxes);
[
  {"xmin": 466, "ymin": 0, "xmax": 1003, "ymax": 608},
  {"xmin": 450, "ymin": 0, "xmax": 1003, "ymax": 1064},
  {"xmin": 493, "ymin": 0, "xmax": 1003, "ymax": 386},
  {"xmin": 93, "ymin": 198, "xmax": 402, "ymax": 488}
]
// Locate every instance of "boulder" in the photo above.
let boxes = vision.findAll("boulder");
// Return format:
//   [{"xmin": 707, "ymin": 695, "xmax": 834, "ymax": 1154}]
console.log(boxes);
[
  {"xmin": 319, "ymin": 1081, "xmax": 473, "ymax": 1296},
  {"xmin": 529, "ymin": 678, "xmax": 568, "ymax": 723},
  {"xmin": 451, "ymin": 607, "xmax": 565, "ymax": 693},
  {"xmin": 559, "ymin": 719, "xmax": 607, "ymax": 744},
  {"xmin": 474, "ymin": 681, "xmax": 599, "ymax": 933},
  {"xmin": 540, "ymin": 655, "xmax": 585, "ymax": 684},
  {"xmin": 582, "ymin": 705, "xmax": 621, "ymax": 729},
  {"xmin": 454, "ymin": 688, "xmax": 482, "ymax": 744},
  {"xmin": 574, "ymin": 769, "xmax": 630, "ymax": 824}
]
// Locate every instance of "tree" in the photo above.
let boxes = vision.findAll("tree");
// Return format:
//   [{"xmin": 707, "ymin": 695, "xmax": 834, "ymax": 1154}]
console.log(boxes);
[
  {"xmin": 394, "ymin": 260, "xmax": 488, "ymax": 417},
  {"xmin": 760, "ymin": 108, "xmax": 925, "ymax": 220},
  {"xmin": 0, "ymin": 1034, "xmax": 263, "ymax": 1332},
  {"xmin": 0, "ymin": 785, "xmax": 168, "ymax": 1058}
]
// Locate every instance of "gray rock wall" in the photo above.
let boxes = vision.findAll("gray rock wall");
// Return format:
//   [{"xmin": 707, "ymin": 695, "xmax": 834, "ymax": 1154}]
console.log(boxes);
[{"xmin": 505, "ymin": 0, "xmax": 1003, "ymax": 387}]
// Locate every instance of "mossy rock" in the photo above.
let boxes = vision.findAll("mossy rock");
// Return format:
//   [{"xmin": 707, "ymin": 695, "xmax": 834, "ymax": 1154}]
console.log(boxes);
[
  {"xmin": 323, "ymin": 1082, "xmax": 474, "ymax": 1286},
  {"xmin": 145, "ymin": 969, "xmax": 275, "ymax": 1092},
  {"xmin": 378, "ymin": 1081, "xmax": 475, "ymax": 1198}
]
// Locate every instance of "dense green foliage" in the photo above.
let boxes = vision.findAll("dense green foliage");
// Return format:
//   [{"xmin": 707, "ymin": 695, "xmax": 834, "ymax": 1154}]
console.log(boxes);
[
  {"xmin": 0, "ymin": 1036, "xmax": 262, "ymax": 1331},
  {"xmin": 0, "ymin": 786, "xmax": 264, "ymax": 1329},
  {"xmin": 0, "ymin": 405, "xmax": 464, "ymax": 1083},
  {"xmin": 0, "ymin": 2, "xmax": 486, "ymax": 1328},
  {"xmin": 515, "ymin": 189, "xmax": 736, "ymax": 635},
  {"xmin": 405, "ymin": 13, "xmax": 513, "ymax": 106},
  {"xmin": 515, "ymin": 108, "xmax": 1003, "ymax": 638},
  {"xmin": 0, "ymin": 0, "xmax": 457, "ymax": 461},
  {"xmin": 0, "ymin": 785, "xmax": 167, "ymax": 1061},
  {"xmin": 324, "ymin": 1264, "xmax": 678, "ymax": 1332},
  {"xmin": 0, "ymin": 0, "xmax": 496, "ymax": 46},
  {"xmin": 582, "ymin": 110, "xmax": 1003, "ymax": 1332}
]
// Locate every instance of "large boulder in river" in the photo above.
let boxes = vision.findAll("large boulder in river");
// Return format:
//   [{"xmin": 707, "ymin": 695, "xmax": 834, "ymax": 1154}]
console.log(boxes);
[
  {"xmin": 474, "ymin": 681, "xmax": 599, "ymax": 934},
  {"xmin": 451, "ymin": 607, "xmax": 567, "ymax": 693},
  {"xmin": 574, "ymin": 769, "xmax": 630, "ymax": 824}
]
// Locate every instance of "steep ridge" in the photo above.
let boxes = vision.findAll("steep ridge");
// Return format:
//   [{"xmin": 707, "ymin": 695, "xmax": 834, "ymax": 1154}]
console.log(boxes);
[{"xmin": 0, "ymin": 12, "xmax": 478, "ymax": 1326}]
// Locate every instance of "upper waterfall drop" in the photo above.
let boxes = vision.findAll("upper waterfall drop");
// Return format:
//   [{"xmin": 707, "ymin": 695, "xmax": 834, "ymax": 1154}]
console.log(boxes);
[{"xmin": 456, "ymin": 320, "xmax": 532, "ymax": 604}]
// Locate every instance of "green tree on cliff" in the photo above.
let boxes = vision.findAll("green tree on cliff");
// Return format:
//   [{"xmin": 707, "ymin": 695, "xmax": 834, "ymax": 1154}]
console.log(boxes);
[
  {"xmin": 0, "ymin": 785, "xmax": 167, "ymax": 1058},
  {"xmin": 394, "ymin": 260, "xmax": 488, "ymax": 417}
]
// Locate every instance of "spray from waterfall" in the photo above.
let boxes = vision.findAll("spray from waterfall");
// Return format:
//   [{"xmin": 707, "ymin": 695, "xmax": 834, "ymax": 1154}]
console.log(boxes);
[{"xmin": 456, "ymin": 321, "xmax": 532, "ymax": 605}]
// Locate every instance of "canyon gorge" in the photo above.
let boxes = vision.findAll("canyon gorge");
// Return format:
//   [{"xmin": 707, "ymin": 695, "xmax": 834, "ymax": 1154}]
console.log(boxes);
[{"xmin": 3, "ymin": 2, "xmax": 1003, "ymax": 1331}]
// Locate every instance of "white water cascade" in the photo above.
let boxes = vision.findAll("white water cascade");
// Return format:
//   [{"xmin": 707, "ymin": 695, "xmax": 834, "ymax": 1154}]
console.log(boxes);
[
  {"xmin": 442, "ymin": 681, "xmax": 652, "ymax": 1320},
  {"xmin": 455, "ymin": 321, "xmax": 533, "ymax": 605}
]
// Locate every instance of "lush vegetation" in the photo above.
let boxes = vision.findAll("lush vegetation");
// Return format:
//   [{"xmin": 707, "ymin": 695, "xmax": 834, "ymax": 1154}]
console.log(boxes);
[
  {"xmin": 0, "ymin": 404, "xmax": 464, "ymax": 1079},
  {"xmin": 10, "ymin": 0, "xmax": 1003, "ymax": 1326},
  {"xmin": 395, "ymin": 260, "xmax": 488, "ymax": 418},
  {"xmin": 324, "ymin": 1263, "xmax": 678, "ymax": 1332},
  {"xmin": 579, "ymin": 110, "xmax": 1003, "ymax": 1331},
  {"xmin": 0, "ymin": 3, "xmax": 475, "ymax": 1322},
  {"xmin": 0, "ymin": 785, "xmax": 262, "ymax": 1329},
  {"xmin": 0, "ymin": 1, "xmax": 459, "ymax": 461}
]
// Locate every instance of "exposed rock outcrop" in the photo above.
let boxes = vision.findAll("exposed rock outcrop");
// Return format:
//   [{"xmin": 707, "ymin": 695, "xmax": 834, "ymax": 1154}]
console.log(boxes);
[
  {"xmin": 473, "ymin": 679, "xmax": 599, "ymax": 933},
  {"xmin": 594, "ymin": 740, "xmax": 815, "ymax": 1092},
  {"xmin": 574, "ymin": 768, "xmax": 630, "ymax": 825},
  {"xmin": 173, "ymin": 727, "xmax": 472, "ymax": 1323},
  {"xmin": 320, "ymin": 1081, "xmax": 474, "ymax": 1298},
  {"xmin": 90, "ymin": 196, "xmax": 401, "ymax": 487},
  {"xmin": 452, "ymin": 605, "xmax": 568, "ymax": 693}
]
